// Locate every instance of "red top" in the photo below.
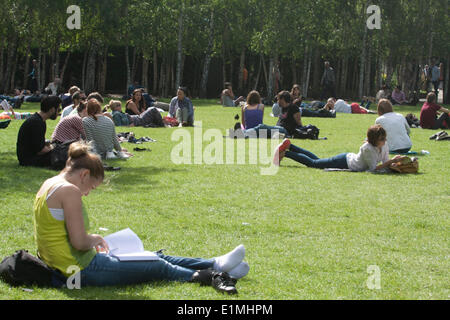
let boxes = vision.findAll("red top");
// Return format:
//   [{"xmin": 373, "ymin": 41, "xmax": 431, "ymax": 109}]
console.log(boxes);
[{"xmin": 420, "ymin": 102, "xmax": 441, "ymax": 129}]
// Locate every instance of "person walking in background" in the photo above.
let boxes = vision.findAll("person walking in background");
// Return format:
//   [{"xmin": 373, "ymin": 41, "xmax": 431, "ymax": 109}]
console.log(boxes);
[
  {"xmin": 431, "ymin": 60, "xmax": 441, "ymax": 97},
  {"xmin": 321, "ymin": 61, "xmax": 336, "ymax": 100},
  {"xmin": 29, "ymin": 59, "xmax": 39, "ymax": 94}
]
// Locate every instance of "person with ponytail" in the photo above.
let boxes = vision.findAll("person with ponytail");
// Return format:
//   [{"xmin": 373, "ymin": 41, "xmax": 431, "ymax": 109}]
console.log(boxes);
[
  {"xmin": 33, "ymin": 141, "xmax": 248, "ymax": 292},
  {"xmin": 82, "ymin": 99, "xmax": 131, "ymax": 160}
]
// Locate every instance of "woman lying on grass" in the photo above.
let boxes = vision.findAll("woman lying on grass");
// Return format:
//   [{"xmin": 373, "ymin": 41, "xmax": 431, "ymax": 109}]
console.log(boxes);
[
  {"xmin": 274, "ymin": 124, "xmax": 408, "ymax": 172},
  {"xmin": 33, "ymin": 141, "xmax": 249, "ymax": 293}
]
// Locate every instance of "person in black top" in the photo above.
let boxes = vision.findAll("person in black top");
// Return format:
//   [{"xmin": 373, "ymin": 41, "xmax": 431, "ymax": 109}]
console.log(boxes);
[
  {"xmin": 276, "ymin": 91, "xmax": 303, "ymax": 136},
  {"xmin": 16, "ymin": 96, "xmax": 61, "ymax": 167}
]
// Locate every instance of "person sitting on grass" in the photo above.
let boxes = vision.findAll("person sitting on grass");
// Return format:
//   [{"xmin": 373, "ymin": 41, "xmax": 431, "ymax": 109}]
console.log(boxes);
[
  {"xmin": 33, "ymin": 141, "xmax": 249, "ymax": 292},
  {"xmin": 420, "ymin": 92, "xmax": 450, "ymax": 130},
  {"xmin": 109, "ymin": 100, "xmax": 165, "ymax": 128},
  {"xmin": 242, "ymin": 91, "xmax": 265, "ymax": 130},
  {"xmin": 169, "ymin": 87, "xmax": 194, "ymax": 127},
  {"xmin": 274, "ymin": 124, "xmax": 408, "ymax": 172},
  {"xmin": 390, "ymin": 86, "xmax": 408, "ymax": 105},
  {"xmin": 221, "ymin": 82, "xmax": 245, "ymax": 107},
  {"xmin": 375, "ymin": 99, "xmax": 412, "ymax": 154},
  {"xmin": 277, "ymin": 90, "xmax": 303, "ymax": 136},
  {"xmin": 51, "ymin": 101, "xmax": 88, "ymax": 144},
  {"xmin": 16, "ymin": 96, "xmax": 61, "ymax": 167},
  {"xmin": 230, "ymin": 91, "xmax": 287, "ymax": 139},
  {"xmin": 272, "ymin": 84, "xmax": 303, "ymax": 117},
  {"xmin": 376, "ymin": 85, "xmax": 390, "ymax": 103},
  {"xmin": 61, "ymin": 86, "xmax": 81, "ymax": 108},
  {"xmin": 82, "ymin": 99, "xmax": 130, "ymax": 160},
  {"xmin": 126, "ymin": 89, "xmax": 147, "ymax": 116},
  {"xmin": 61, "ymin": 91, "xmax": 87, "ymax": 119}
]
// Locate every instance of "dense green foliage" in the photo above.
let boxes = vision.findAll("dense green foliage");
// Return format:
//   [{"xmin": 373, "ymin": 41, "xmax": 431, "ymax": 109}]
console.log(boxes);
[{"xmin": 0, "ymin": 0, "xmax": 448, "ymax": 100}]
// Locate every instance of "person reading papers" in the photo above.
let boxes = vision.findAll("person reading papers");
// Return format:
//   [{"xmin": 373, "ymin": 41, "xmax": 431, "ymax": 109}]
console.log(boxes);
[{"xmin": 33, "ymin": 141, "xmax": 249, "ymax": 293}]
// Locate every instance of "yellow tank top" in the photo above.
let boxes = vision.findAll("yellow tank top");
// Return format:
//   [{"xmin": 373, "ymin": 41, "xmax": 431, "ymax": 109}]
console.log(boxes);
[{"xmin": 33, "ymin": 183, "xmax": 97, "ymax": 277}]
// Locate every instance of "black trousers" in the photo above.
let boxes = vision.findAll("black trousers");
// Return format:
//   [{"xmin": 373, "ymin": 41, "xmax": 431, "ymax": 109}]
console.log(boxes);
[{"xmin": 433, "ymin": 113, "xmax": 450, "ymax": 130}]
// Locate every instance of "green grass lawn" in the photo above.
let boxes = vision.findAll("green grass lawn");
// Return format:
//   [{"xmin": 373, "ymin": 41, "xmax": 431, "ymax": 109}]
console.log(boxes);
[{"xmin": 0, "ymin": 100, "xmax": 449, "ymax": 300}]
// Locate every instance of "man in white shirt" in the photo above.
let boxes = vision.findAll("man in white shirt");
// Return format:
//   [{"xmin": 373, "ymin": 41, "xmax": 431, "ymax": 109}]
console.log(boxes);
[{"xmin": 375, "ymin": 100, "xmax": 412, "ymax": 153}]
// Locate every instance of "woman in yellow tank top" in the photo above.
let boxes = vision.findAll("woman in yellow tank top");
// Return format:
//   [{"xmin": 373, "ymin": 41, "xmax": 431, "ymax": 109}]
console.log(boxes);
[{"xmin": 33, "ymin": 142, "xmax": 248, "ymax": 293}]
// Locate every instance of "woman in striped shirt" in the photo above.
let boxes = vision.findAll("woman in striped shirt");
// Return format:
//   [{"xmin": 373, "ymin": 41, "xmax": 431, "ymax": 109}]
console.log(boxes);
[{"xmin": 82, "ymin": 99, "xmax": 130, "ymax": 160}]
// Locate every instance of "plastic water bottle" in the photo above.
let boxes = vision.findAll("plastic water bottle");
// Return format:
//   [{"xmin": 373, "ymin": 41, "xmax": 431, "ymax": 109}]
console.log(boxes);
[{"xmin": 421, "ymin": 150, "xmax": 430, "ymax": 155}]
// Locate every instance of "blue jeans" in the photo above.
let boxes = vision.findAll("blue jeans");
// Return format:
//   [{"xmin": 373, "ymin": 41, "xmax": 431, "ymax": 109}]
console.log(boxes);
[
  {"xmin": 0, "ymin": 96, "xmax": 17, "ymax": 103},
  {"xmin": 80, "ymin": 252, "xmax": 214, "ymax": 287},
  {"xmin": 285, "ymin": 144, "xmax": 349, "ymax": 169},
  {"xmin": 244, "ymin": 123, "xmax": 287, "ymax": 138}
]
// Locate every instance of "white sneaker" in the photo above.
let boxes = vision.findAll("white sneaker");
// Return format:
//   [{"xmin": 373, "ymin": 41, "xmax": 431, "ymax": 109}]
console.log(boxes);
[
  {"xmin": 117, "ymin": 151, "xmax": 131, "ymax": 160},
  {"xmin": 106, "ymin": 151, "xmax": 117, "ymax": 160},
  {"xmin": 272, "ymin": 131, "xmax": 285, "ymax": 140}
]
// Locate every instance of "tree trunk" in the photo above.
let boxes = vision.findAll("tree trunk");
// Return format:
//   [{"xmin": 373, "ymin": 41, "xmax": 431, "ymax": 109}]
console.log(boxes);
[
  {"xmin": 301, "ymin": 45, "xmax": 308, "ymax": 94},
  {"xmin": 0, "ymin": 42, "xmax": 4, "ymax": 86},
  {"xmin": 3, "ymin": 39, "xmax": 16, "ymax": 93},
  {"xmin": 359, "ymin": 24, "xmax": 368, "ymax": 99},
  {"xmin": 9, "ymin": 52, "xmax": 19, "ymax": 92},
  {"xmin": 267, "ymin": 57, "xmax": 275, "ymax": 99},
  {"xmin": 291, "ymin": 58, "xmax": 297, "ymax": 85},
  {"xmin": 55, "ymin": 48, "xmax": 60, "ymax": 79},
  {"xmin": 85, "ymin": 43, "xmax": 97, "ymax": 94},
  {"xmin": 98, "ymin": 46, "xmax": 108, "ymax": 93},
  {"xmin": 60, "ymin": 52, "xmax": 71, "ymax": 86},
  {"xmin": 238, "ymin": 46, "xmax": 246, "ymax": 93},
  {"xmin": 444, "ymin": 57, "xmax": 449, "ymax": 104},
  {"xmin": 305, "ymin": 49, "xmax": 312, "ymax": 98},
  {"xmin": 175, "ymin": 2, "xmax": 184, "ymax": 90},
  {"xmin": 81, "ymin": 50, "xmax": 87, "ymax": 90},
  {"xmin": 153, "ymin": 48, "xmax": 158, "ymax": 95},
  {"xmin": 23, "ymin": 47, "xmax": 31, "ymax": 90},
  {"xmin": 142, "ymin": 57, "xmax": 149, "ymax": 91},
  {"xmin": 364, "ymin": 40, "xmax": 372, "ymax": 96},
  {"xmin": 340, "ymin": 56, "xmax": 348, "ymax": 96},
  {"xmin": 131, "ymin": 47, "xmax": 138, "ymax": 84},
  {"xmin": 125, "ymin": 45, "xmax": 131, "ymax": 92},
  {"xmin": 312, "ymin": 49, "xmax": 321, "ymax": 98},
  {"xmin": 36, "ymin": 48, "xmax": 42, "ymax": 92},
  {"xmin": 40, "ymin": 52, "xmax": 47, "ymax": 91},
  {"xmin": 261, "ymin": 54, "xmax": 269, "ymax": 93},
  {"xmin": 200, "ymin": 11, "xmax": 215, "ymax": 98},
  {"xmin": 253, "ymin": 56, "xmax": 262, "ymax": 91}
]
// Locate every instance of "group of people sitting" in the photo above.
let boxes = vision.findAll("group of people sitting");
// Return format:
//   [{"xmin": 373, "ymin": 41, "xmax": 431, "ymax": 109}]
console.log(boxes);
[
  {"xmin": 16, "ymin": 85, "xmax": 199, "ymax": 167},
  {"xmin": 376, "ymin": 85, "xmax": 419, "ymax": 106}
]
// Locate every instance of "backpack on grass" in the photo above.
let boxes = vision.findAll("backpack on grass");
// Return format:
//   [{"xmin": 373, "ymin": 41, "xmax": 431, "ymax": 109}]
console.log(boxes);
[
  {"xmin": 0, "ymin": 250, "xmax": 66, "ymax": 288},
  {"xmin": 292, "ymin": 125, "xmax": 320, "ymax": 140}
]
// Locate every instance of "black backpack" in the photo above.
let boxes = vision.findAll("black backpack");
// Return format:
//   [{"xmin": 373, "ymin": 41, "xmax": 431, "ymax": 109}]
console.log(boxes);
[
  {"xmin": 293, "ymin": 125, "xmax": 320, "ymax": 140},
  {"xmin": 0, "ymin": 250, "xmax": 66, "ymax": 288},
  {"xmin": 50, "ymin": 140, "xmax": 78, "ymax": 171}
]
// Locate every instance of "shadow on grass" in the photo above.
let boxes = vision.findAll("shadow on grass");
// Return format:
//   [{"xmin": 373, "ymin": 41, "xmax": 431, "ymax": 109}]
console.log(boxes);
[
  {"xmin": 0, "ymin": 153, "xmax": 56, "ymax": 192},
  {"xmin": 105, "ymin": 165, "xmax": 187, "ymax": 187},
  {"xmin": 59, "ymin": 281, "xmax": 178, "ymax": 300}
]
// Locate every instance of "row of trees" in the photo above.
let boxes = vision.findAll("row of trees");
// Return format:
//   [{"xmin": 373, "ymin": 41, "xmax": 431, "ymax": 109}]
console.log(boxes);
[{"xmin": 0, "ymin": 0, "xmax": 449, "ymax": 102}]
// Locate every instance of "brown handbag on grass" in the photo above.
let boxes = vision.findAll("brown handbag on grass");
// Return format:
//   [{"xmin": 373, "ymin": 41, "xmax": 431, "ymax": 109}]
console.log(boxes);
[{"xmin": 389, "ymin": 157, "xmax": 419, "ymax": 174}]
